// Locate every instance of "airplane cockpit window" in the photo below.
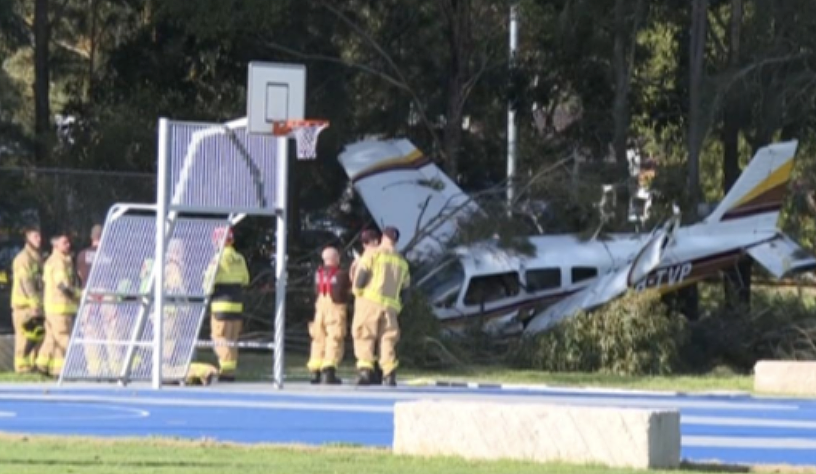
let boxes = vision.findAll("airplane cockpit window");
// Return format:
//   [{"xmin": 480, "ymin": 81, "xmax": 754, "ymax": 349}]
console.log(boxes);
[
  {"xmin": 463, "ymin": 272, "xmax": 521, "ymax": 306},
  {"xmin": 525, "ymin": 268, "xmax": 561, "ymax": 292},
  {"xmin": 571, "ymin": 266, "xmax": 598, "ymax": 284},
  {"xmin": 417, "ymin": 259, "xmax": 466, "ymax": 306}
]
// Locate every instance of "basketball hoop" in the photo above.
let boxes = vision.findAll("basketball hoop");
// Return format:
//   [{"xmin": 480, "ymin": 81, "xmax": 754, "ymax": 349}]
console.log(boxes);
[{"xmin": 272, "ymin": 119, "xmax": 330, "ymax": 160}]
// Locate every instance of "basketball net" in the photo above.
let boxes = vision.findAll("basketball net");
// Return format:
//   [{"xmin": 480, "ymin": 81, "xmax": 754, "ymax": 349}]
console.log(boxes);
[{"xmin": 272, "ymin": 120, "xmax": 330, "ymax": 160}]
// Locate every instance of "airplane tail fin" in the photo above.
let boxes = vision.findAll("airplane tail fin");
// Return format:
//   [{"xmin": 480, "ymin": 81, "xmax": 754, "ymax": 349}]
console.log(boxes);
[
  {"xmin": 702, "ymin": 140, "xmax": 799, "ymax": 231},
  {"xmin": 698, "ymin": 140, "xmax": 816, "ymax": 278},
  {"xmin": 337, "ymin": 138, "xmax": 480, "ymax": 261}
]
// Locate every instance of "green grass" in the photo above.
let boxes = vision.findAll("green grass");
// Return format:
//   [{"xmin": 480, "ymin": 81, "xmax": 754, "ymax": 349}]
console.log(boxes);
[
  {"xmin": 214, "ymin": 352, "xmax": 754, "ymax": 393},
  {"xmin": 0, "ymin": 352, "xmax": 753, "ymax": 393},
  {"xmin": 0, "ymin": 434, "xmax": 811, "ymax": 474},
  {"xmin": 0, "ymin": 371, "xmax": 50, "ymax": 383}
]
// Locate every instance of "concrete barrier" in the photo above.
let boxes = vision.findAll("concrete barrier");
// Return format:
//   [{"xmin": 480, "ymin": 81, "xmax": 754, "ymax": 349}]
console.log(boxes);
[
  {"xmin": 754, "ymin": 360, "xmax": 816, "ymax": 396},
  {"xmin": 393, "ymin": 400, "xmax": 681, "ymax": 470}
]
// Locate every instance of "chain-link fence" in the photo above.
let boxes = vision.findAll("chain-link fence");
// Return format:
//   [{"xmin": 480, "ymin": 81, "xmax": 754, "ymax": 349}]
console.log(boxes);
[
  {"xmin": 0, "ymin": 167, "xmax": 155, "ymax": 332},
  {"xmin": 0, "ymin": 167, "xmax": 156, "ymax": 240}
]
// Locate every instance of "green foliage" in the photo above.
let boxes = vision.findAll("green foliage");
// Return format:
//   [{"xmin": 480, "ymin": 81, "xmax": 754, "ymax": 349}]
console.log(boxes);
[
  {"xmin": 683, "ymin": 287, "xmax": 816, "ymax": 373},
  {"xmin": 512, "ymin": 291, "xmax": 688, "ymax": 376},
  {"xmin": 393, "ymin": 290, "xmax": 454, "ymax": 370}
]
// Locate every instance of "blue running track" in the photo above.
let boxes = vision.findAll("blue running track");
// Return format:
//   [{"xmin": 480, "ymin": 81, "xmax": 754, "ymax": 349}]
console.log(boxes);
[{"xmin": 0, "ymin": 382, "xmax": 815, "ymax": 467}]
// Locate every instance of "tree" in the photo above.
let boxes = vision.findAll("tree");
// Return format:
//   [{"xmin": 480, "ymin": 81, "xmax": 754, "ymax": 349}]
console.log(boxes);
[
  {"xmin": 687, "ymin": 0, "xmax": 708, "ymax": 216},
  {"xmin": 33, "ymin": 0, "xmax": 50, "ymax": 163}
]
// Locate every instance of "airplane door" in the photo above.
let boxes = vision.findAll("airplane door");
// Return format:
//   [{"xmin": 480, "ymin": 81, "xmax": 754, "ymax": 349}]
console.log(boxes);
[{"xmin": 460, "ymin": 271, "xmax": 525, "ymax": 334}]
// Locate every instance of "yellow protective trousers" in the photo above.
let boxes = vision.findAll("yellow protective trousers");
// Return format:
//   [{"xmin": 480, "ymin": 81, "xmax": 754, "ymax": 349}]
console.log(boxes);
[
  {"xmin": 307, "ymin": 295, "xmax": 348, "ymax": 371},
  {"xmin": 11, "ymin": 309, "xmax": 42, "ymax": 373},
  {"xmin": 211, "ymin": 317, "xmax": 242, "ymax": 376},
  {"xmin": 35, "ymin": 314, "xmax": 75, "ymax": 376},
  {"xmin": 352, "ymin": 297, "xmax": 400, "ymax": 376}
]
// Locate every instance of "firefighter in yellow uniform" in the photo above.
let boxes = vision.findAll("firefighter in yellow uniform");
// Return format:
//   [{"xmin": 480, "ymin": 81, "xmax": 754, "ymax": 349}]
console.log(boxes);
[
  {"xmin": 352, "ymin": 226, "xmax": 410, "ymax": 386},
  {"xmin": 307, "ymin": 246, "xmax": 351, "ymax": 385},
  {"xmin": 350, "ymin": 229, "xmax": 381, "ymax": 283},
  {"xmin": 37, "ymin": 232, "xmax": 80, "ymax": 376},
  {"xmin": 205, "ymin": 227, "xmax": 249, "ymax": 382},
  {"xmin": 349, "ymin": 228, "xmax": 382, "ymax": 382},
  {"xmin": 10, "ymin": 227, "xmax": 44, "ymax": 373}
]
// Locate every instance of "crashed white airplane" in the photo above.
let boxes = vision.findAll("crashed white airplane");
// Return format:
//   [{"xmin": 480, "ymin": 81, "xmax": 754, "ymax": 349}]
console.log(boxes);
[{"xmin": 338, "ymin": 139, "xmax": 816, "ymax": 336}]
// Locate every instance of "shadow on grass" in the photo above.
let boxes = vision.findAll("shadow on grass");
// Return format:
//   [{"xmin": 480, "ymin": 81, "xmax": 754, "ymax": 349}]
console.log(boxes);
[{"xmin": 681, "ymin": 461, "xmax": 750, "ymax": 473}]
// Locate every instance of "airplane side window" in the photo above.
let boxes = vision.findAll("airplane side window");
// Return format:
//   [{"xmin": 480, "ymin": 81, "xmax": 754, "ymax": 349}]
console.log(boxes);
[
  {"xmin": 525, "ymin": 268, "xmax": 561, "ymax": 292},
  {"xmin": 435, "ymin": 290, "xmax": 459, "ymax": 309},
  {"xmin": 419, "ymin": 259, "xmax": 466, "ymax": 304},
  {"xmin": 571, "ymin": 266, "xmax": 598, "ymax": 284},
  {"xmin": 463, "ymin": 272, "xmax": 520, "ymax": 306}
]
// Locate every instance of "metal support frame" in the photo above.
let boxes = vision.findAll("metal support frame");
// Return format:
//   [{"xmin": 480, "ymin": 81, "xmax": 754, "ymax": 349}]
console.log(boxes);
[
  {"xmin": 58, "ymin": 202, "xmax": 158, "ymax": 386},
  {"xmin": 273, "ymin": 135, "xmax": 289, "ymax": 389},
  {"xmin": 151, "ymin": 117, "xmax": 257, "ymax": 389},
  {"xmin": 59, "ymin": 113, "xmax": 301, "ymax": 390},
  {"xmin": 153, "ymin": 118, "xmax": 170, "ymax": 389}
]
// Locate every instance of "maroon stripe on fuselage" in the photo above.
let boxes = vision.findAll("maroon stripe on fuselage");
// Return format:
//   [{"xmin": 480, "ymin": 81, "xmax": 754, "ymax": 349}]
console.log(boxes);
[
  {"xmin": 440, "ymin": 248, "xmax": 748, "ymax": 328},
  {"xmin": 351, "ymin": 156, "xmax": 433, "ymax": 184}
]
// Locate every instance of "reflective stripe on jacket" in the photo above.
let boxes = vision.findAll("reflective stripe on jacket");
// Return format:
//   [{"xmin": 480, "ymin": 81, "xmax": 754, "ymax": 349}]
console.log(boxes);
[
  {"xmin": 356, "ymin": 247, "xmax": 410, "ymax": 312},
  {"xmin": 44, "ymin": 252, "xmax": 79, "ymax": 315},
  {"xmin": 11, "ymin": 246, "xmax": 43, "ymax": 311},
  {"xmin": 205, "ymin": 246, "xmax": 249, "ymax": 317}
]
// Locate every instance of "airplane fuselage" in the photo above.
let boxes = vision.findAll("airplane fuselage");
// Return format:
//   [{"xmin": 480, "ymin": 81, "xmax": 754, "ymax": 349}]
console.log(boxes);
[{"xmin": 416, "ymin": 223, "xmax": 776, "ymax": 336}]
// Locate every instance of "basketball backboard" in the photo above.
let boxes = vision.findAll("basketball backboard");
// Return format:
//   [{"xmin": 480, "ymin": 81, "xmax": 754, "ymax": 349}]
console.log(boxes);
[{"xmin": 247, "ymin": 61, "xmax": 306, "ymax": 135}]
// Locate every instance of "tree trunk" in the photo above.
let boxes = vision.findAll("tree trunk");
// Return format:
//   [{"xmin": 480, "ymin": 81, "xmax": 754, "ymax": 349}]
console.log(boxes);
[
  {"xmin": 444, "ymin": 86, "xmax": 463, "ymax": 180},
  {"xmin": 611, "ymin": 0, "xmax": 644, "ymax": 226},
  {"xmin": 687, "ymin": 0, "xmax": 708, "ymax": 219},
  {"xmin": 88, "ymin": 0, "xmax": 99, "ymax": 99},
  {"xmin": 34, "ymin": 0, "xmax": 51, "ymax": 164},
  {"xmin": 684, "ymin": 0, "xmax": 709, "ymax": 321},
  {"xmin": 442, "ymin": 0, "xmax": 472, "ymax": 181},
  {"xmin": 721, "ymin": 0, "xmax": 748, "ymax": 312}
]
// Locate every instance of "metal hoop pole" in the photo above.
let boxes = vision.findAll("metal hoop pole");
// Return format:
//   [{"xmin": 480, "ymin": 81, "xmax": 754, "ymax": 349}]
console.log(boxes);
[
  {"xmin": 152, "ymin": 118, "xmax": 170, "ymax": 390},
  {"xmin": 273, "ymin": 135, "xmax": 289, "ymax": 389}
]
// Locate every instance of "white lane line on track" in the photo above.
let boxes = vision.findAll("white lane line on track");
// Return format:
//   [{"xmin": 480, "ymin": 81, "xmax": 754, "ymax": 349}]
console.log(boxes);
[
  {"xmin": 0, "ymin": 411, "xmax": 16, "ymax": 418},
  {"xmin": 24, "ymin": 403, "xmax": 150, "ymax": 421},
  {"xmin": 685, "ymin": 416, "xmax": 816, "ymax": 430},
  {"xmin": 147, "ymin": 387, "xmax": 802, "ymax": 412},
  {"xmin": 0, "ymin": 393, "xmax": 804, "ymax": 418},
  {"xmin": 0, "ymin": 394, "xmax": 394, "ymax": 414},
  {"xmin": 684, "ymin": 436, "xmax": 816, "ymax": 449},
  {"xmin": 0, "ymin": 392, "xmax": 800, "ymax": 413}
]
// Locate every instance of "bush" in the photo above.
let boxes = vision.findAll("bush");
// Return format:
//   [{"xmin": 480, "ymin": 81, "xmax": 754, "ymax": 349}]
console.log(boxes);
[
  {"xmin": 684, "ymin": 287, "xmax": 816, "ymax": 372},
  {"xmin": 511, "ymin": 290, "xmax": 688, "ymax": 375},
  {"xmin": 394, "ymin": 291, "xmax": 459, "ymax": 369}
]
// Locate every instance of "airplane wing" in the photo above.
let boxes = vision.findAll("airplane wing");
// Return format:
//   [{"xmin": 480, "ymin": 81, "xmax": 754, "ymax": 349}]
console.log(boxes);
[
  {"xmin": 747, "ymin": 234, "xmax": 816, "ymax": 278},
  {"xmin": 522, "ymin": 219, "xmax": 677, "ymax": 336},
  {"xmin": 338, "ymin": 139, "xmax": 481, "ymax": 262}
]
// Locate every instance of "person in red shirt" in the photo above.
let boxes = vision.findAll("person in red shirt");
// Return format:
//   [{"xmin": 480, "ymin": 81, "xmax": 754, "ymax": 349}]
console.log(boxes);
[{"xmin": 307, "ymin": 246, "xmax": 351, "ymax": 384}]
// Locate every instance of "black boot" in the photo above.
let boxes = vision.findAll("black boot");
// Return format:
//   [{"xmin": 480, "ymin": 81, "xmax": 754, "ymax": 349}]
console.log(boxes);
[
  {"xmin": 320, "ymin": 367, "xmax": 342, "ymax": 385},
  {"xmin": 371, "ymin": 363, "xmax": 383, "ymax": 385},
  {"xmin": 355, "ymin": 368, "xmax": 373, "ymax": 386},
  {"xmin": 309, "ymin": 371, "xmax": 321, "ymax": 385},
  {"xmin": 383, "ymin": 370, "xmax": 397, "ymax": 387}
]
